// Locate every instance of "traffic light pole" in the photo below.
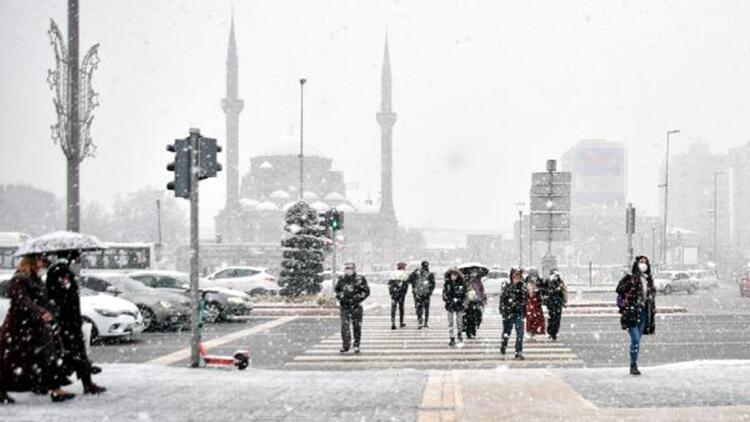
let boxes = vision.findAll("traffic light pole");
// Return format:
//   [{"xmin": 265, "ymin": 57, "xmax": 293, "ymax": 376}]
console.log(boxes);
[
  {"xmin": 189, "ymin": 128, "xmax": 201, "ymax": 368},
  {"xmin": 331, "ymin": 227, "xmax": 338, "ymax": 290}
]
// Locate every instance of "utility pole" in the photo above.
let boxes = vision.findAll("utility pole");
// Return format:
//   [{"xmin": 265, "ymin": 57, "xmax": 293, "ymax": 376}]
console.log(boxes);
[
  {"xmin": 299, "ymin": 78, "xmax": 306, "ymax": 200},
  {"xmin": 652, "ymin": 226, "xmax": 657, "ymax": 263},
  {"xmin": 68, "ymin": 0, "xmax": 80, "ymax": 231},
  {"xmin": 713, "ymin": 170, "xmax": 725, "ymax": 262},
  {"xmin": 156, "ymin": 198, "xmax": 162, "ymax": 263},
  {"xmin": 626, "ymin": 203, "xmax": 635, "ymax": 265},
  {"xmin": 515, "ymin": 202, "xmax": 525, "ymax": 268},
  {"xmin": 662, "ymin": 129, "xmax": 680, "ymax": 268}
]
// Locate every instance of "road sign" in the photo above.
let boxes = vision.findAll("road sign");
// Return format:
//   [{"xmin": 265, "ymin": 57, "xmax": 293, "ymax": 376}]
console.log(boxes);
[
  {"xmin": 530, "ymin": 183, "xmax": 571, "ymax": 196},
  {"xmin": 532, "ymin": 229, "xmax": 570, "ymax": 242},
  {"xmin": 531, "ymin": 172, "xmax": 572, "ymax": 186},
  {"xmin": 530, "ymin": 196, "xmax": 571, "ymax": 212},
  {"xmin": 531, "ymin": 212, "xmax": 571, "ymax": 230}
]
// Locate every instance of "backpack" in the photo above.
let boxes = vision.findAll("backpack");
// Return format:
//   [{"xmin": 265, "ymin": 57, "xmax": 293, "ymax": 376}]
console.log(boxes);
[{"xmin": 413, "ymin": 271, "xmax": 431, "ymax": 297}]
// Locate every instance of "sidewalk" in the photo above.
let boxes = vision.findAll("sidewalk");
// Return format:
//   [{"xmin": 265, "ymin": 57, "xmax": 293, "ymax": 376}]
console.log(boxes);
[{"xmin": 3, "ymin": 361, "xmax": 749, "ymax": 421}]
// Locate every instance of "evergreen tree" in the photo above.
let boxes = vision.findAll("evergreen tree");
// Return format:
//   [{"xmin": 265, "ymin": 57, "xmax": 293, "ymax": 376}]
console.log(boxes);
[{"xmin": 279, "ymin": 201, "xmax": 326, "ymax": 296}]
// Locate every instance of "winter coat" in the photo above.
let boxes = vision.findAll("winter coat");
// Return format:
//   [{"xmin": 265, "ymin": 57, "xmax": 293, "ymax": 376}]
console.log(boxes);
[
  {"xmin": 0, "ymin": 272, "xmax": 69, "ymax": 393},
  {"xmin": 442, "ymin": 270, "xmax": 467, "ymax": 312},
  {"xmin": 388, "ymin": 270, "xmax": 409, "ymax": 300},
  {"xmin": 543, "ymin": 276, "xmax": 568, "ymax": 310},
  {"xmin": 335, "ymin": 273, "xmax": 370, "ymax": 309},
  {"xmin": 525, "ymin": 282, "xmax": 546, "ymax": 335},
  {"xmin": 46, "ymin": 262, "xmax": 93, "ymax": 377},
  {"xmin": 616, "ymin": 273, "xmax": 656, "ymax": 333},
  {"xmin": 409, "ymin": 269, "xmax": 436, "ymax": 299},
  {"xmin": 499, "ymin": 280, "xmax": 528, "ymax": 318},
  {"xmin": 464, "ymin": 277, "xmax": 487, "ymax": 309}
]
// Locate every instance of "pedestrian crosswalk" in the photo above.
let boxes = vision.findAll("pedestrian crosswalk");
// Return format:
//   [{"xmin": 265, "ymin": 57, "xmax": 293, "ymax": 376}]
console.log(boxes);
[{"xmin": 285, "ymin": 314, "xmax": 584, "ymax": 370}]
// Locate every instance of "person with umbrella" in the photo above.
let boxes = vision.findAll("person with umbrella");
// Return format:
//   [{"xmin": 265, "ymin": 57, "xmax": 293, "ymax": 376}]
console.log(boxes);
[
  {"xmin": 461, "ymin": 266, "xmax": 488, "ymax": 339},
  {"xmin": 46, "ymin": 249, "xmax": 107, "ymax": 395},
  {"xmin": 0, "ymin": 252, "xmax": 75, "ymax": 404}
]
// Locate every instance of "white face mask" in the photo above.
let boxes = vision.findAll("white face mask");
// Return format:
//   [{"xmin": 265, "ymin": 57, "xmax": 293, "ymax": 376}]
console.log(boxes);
[
  {"xmin": 551, "ymin": 274, "xmax": 558, "ymax": 281},
  {"xmin": 345, "ymin": 269, "xmax": 354, "ymax": 276},
  {"xmin": 36, "ymin": 267, "xmax": 48, "ymax": 279},
  {"xmin": 638, "ymin": 263, "xmax": 648, "ymax": 273}
]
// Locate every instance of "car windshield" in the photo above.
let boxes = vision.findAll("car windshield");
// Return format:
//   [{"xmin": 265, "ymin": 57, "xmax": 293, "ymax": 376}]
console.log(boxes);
[{"xmin": 112, "ymin": 276, "xmax": 152, "ymax": 292}]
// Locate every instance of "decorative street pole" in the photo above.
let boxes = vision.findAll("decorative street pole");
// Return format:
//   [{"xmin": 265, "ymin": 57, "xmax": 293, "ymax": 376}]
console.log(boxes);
[
  {"xmin": 661, "ymin": 129, "xmax": 680, "ymax": 267},
  {"xmin": 47, "ymin": 1, "xmax": 100, "ymax": 232},
  {"xmin": 299, "ymin": 78, "xmax": 307, "ymax": 200},
  {"xmin": 515, "ymin": 202, "xmax": 525, "ymax": 268}
]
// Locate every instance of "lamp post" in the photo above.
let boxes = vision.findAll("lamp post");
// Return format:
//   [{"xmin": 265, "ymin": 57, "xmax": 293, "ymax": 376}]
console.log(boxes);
[
  {"xmin": 515, "ymin": 202, "xmax": 525, "ymax": 268},
  {"xmin": 299, "ymin": 78, "xmax": 307, "ymax": 200},
  {"xmin": 713, "ymin": 170, "xmax": 725, "ymax": 262},
  {"xmin": 662, "ymin": 129, "xmax": 680, "ymax": 267}
]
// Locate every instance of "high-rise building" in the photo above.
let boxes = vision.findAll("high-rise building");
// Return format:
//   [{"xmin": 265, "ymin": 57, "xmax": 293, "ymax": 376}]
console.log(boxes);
[{"xmin": 729, "ymin": 142, "xmax": 750, "ymax": 259}]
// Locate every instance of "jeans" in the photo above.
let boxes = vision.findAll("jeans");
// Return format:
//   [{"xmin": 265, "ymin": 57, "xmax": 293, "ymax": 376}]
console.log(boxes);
[
  {"xmin": 501, "ymin": 314, "xmax": 525, "ymax": 354},
  {"xmin": 340, "ymin": 304, "xmax": 363, "ymax": 349},
  {"xmin": 628, "ymin": 306, "xmax": 648, "ymax": 365},
  {"xmin": 390, "ymin": 295, "xmax": 405, "ymax": 326},
  {"xmin": 415, "ymin": 296, "xmax": 431, "ymax": 326},
  {"xmin": 447, "ymin": 310, "xmax": 464, "ymax": 340}
]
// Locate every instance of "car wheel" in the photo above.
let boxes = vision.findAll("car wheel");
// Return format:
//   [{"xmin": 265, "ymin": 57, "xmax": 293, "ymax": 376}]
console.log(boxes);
[
  {"xmin": 204, "ymin": 301, "xmax": 223, "ymax": 323},
  {"xmin": 248, "ymin": 288, "xmax": 267, "ymax": 296},
  {"xmin": 82, "ymin": 317, "xmax": 99, "ymax": 343},
  {"xmin": 139, "ymin": 306, "xmax": 156, "ymax": 331},
  {"xmin": 663, "ymin": 285, "xmax": 672, "ymax": 295}
]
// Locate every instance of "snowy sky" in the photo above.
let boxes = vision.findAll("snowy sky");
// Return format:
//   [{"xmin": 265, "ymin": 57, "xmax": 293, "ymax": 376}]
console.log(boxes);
[{"xmin": 1, "ymin": 0, "xmax": 750, "ymax": 235}]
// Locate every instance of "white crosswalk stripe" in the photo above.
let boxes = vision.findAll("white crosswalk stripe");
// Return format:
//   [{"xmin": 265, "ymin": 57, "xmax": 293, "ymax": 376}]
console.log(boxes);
[{"xmin": 286, "ymin": 315, "xmax": 584, "ymax": 369}]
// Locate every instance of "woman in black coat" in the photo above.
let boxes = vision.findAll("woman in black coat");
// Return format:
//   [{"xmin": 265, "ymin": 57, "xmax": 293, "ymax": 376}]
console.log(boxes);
[
  {"xmin": 442, "ymin": 269, "xmax": 467, "ymax": 346},
  {"xmin": 46, "ymin": 251, "xmax": 106, "ymax": 395},
  {"xmin": 0, "ymin": 255, "xmax": 75, "ymax": 404},
  {"xmin": 616, "ymin": 255, "xmax": 657, "ymax": 376}
]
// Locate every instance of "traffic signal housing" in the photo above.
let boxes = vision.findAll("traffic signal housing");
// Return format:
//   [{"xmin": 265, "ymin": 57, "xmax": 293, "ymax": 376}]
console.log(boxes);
[
  {"xmin": 198, "ymin": 137, "xmax": 222, "ymax": 180},
  {"xmin": 329, "ymin": 209, "xmax": 344, "ymax": 231},
  {"xmin": 166, "ymin": 138, "xmax": 191, "ymax": 198}
]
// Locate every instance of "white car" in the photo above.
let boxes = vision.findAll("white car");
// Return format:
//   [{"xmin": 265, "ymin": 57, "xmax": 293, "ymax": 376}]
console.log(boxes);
[
  {"xmin": 205, "ymin": 266, "xmax": 280, "ymax": 296},
  {"xmin": 653, "ymin": 271, "xmax": 699, "ymax": 295},
  {"xmin": 687, "ymin": 269, "xmax": 720, "ymax": 290},
  {"xmin": 0, "ymin": 282, "xmax": 144, "ymax": 341},
  {"xmin": 483, "ymin": 269, "xmax": 510, "ymax": 296}
]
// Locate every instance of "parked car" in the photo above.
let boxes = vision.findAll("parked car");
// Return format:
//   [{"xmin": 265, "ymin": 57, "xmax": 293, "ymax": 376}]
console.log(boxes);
[
  {"xmin": 80, "ymin": 273, "xmax": 191, "ymax": 331},
  {"xmin": 128, "ymin": 270, "xmax": 253, "ymax": 323},
  {"xmin": 483, "ymin": 269, "xmax": 509, "ymax": 296},
  {"xmin": 653, "ymin": 271, "xmax": 699, "ymax": 295},
  {"xmin": 0, "ymin": 279, "xmax": 144, "ymax": 341},
  {"xmin": 687, "ymin": 269, "xmax": 720, "ymax": 290},
  {"xmin": 205, "ymin": 266, "xmax": 280, "ymax": 296}
]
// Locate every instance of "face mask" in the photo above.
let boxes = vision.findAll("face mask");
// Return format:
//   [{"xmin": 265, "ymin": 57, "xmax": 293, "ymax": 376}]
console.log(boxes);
[
  {"xmin": 638, "ymin": 263, "xmax": 648, "ymax": 273},
  {"xmin": 551, "ymin": 274, "xmax": 558, "ymax": 281},
  {"xmin": 345, "ymin": 269, "xmax": 354, "ymax": 276},
  {"xmin": 522, "ymin": 272, "xmax": 529, "ymax": 279},
  {"xmin": 450, "ymin": 275, "xmax": 458, "ymax": 281},
  {"xmin": 36, "ymin": 267, "xmax": 48, "ymax": 279}
]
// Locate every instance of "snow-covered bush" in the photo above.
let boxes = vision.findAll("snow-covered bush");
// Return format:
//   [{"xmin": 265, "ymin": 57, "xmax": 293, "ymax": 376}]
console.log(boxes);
[{"xmin": 279, "ymin": 201, "xmax": 325, "ymax": 296}]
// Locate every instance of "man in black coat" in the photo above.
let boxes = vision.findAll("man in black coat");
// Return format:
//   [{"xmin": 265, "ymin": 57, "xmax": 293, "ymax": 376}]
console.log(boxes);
[
  {"xmin": 543, "ymin": 269, "xmax": 568, "ymax": 341},
  {"xmin": 46, "ymin": 251, "xmax": 106, "ymax": 394},
  {"xmin": 499, "ymin": 268, "xmax": 529, "ymax": 359},
  {"xmin": 334, "ymin": 262, "xmax": 370, "ymax": 354},
  {"xmin": 408, "ymin": 261, "xmax": 436, "ymax": 329}
]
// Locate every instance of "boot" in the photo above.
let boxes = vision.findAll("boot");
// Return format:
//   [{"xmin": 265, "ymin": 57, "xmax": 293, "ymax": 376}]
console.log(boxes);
[
  {"xmin": 500, "ymin": 345, "xmax": 507, "ymax": 355},
  {"xmin": 353, "ymin": 346, "xmax": 360, "ymax": 354},
  {"xmin": 0, "ymin": 393, "xmax": 15, "ymax": 405},
  {"xmin": 630, "ymin": 363, "xmax": 641, "ymax": 376},
  {"xmin": 90, "ymin": 365, "xmax": 103, "ymax": 375},
  {"xmin": 50, "ymin": 390, "xmax": 75, "ymax": 403},
  {"xmin": 391, "ymin": 324, "xmax": 397, "ymax": 330},
  {"xmin": 514, "ymin": 353, "xmax": 525, "ymax": 361},
  {"xmin": 449, "ymin": 337, "xmax": 456, "ymax": 347},
  {"xmin": 457, "ymin": 335, "xmax": 464, "ymax": 348}
]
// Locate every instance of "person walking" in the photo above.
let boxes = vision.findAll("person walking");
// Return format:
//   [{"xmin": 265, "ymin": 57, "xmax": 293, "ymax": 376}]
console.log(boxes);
[
  {"xmin": 463, "ymin": 269, "xmax": 487, "ymax": 339},
  {"xmin": 409, "ymin": 261, "xmax": 435, "ymax": 329},
  {"xmin": 388, "ymin": 262, "xmax": 409, "ymax": 330},
  {"xmin": 335, "ymin": 262, "xmax": 370, "ymax": 354},
  {"xmin": 525, "ymin": 269, "xmax": 546, "ymax": 340},
  {"xmin": 616, "ymin": 256, "xmax": 656, "ymax": 375},
  {"xmin": 543, "ymin": 269, "xmax": 568, "ymax": 341},
  {"xmin": 442, "ymin": 269, "xmax": 467, "ymax": 347},
  {"xmin": 499, "ymin": 268, "xmax": 529, "ymax": 360},
  {"xmin": 0, "ymin": 254, "xmax": 75, "ymax": 404},
  {"xmin": 46, "ymin": 251, "xmax": 106, "ymax": 395}
]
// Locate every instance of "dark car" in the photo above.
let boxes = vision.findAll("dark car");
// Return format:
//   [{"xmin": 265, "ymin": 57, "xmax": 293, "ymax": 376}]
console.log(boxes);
[
  {"xmin": 80, "ymin": 273, "xmax": 191, "ymax": 331},
  {"xmin": 128, "ymin": 270, "xmax": 253, "ymax": 323}
]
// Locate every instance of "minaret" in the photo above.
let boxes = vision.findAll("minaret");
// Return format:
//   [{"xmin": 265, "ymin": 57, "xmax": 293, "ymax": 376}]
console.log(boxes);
[
  {"xmin": 376, "ymin": 36, "xmax": 397, "ymax": 218},
  {"xmin": 222, "ymin": 14, "xmax": 244, "ymax": 209}
]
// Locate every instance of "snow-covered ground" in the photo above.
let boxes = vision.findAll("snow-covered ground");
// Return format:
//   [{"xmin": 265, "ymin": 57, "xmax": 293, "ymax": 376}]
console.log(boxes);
[{"xmin": 3, "ymin": 361, "xmax": 750, "ymax": 421}]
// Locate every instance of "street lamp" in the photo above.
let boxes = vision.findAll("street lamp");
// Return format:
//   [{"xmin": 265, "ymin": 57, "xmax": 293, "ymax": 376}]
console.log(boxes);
[
  {"xmin": 515, "ymin": 202, "xmax": 525, "ymax": 268},
  {"xmin": 713, "ymin": 170, "xmax": 725, "ymax": 262},
  {"xmin": 662, "ymin": 129, "xmax": 680, "ymax": 267},
  {"xmin": 299, "ymin": 78, "xmax": 307, "ymax": 200}
]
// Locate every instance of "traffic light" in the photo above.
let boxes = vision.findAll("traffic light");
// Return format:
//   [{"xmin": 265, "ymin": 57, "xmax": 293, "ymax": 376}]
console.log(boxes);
[
  {"xmin": 166, "ymin": 138, "xmax": 191, "ymax": 198},
  {"xmin": 198, "ymin": 137, "xmax": 222, "ymax": 180},
  {"xmin": 329, "ymin": 209, "xmax": 344, "ymax": 231}
]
